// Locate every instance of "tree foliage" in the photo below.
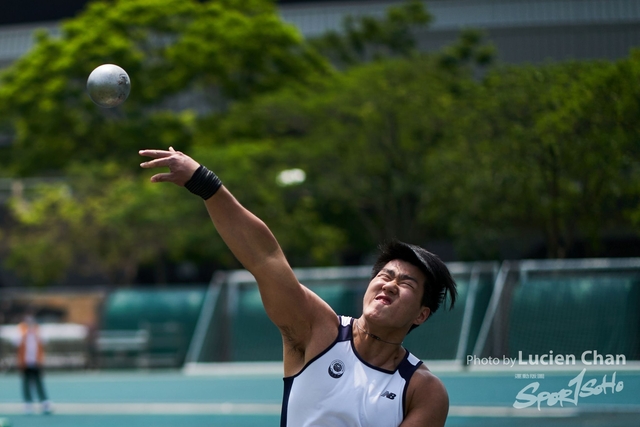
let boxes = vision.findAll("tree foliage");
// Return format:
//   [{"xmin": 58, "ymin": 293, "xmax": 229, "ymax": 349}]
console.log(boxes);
[
  {"xmin": 210, "ymin": 48, "xmax": 640, "ymax": 260},
  {"xmin": 0, "ymin": 0, "xmax": 638, "ymax": 287},
  {"xmin": 309, "ymin": 0, "xmax": 431, "ymax": 67},
  {"xmin": 0, "ymin": 0, "xmax": 330, "ymax": 286},
  {"xmin": 438, "ymin": 56, "xmax": 640, "ymax": 258},
  {"xmin": 0, "ymin": 0, "xmax": 327, "ymax": 176}
]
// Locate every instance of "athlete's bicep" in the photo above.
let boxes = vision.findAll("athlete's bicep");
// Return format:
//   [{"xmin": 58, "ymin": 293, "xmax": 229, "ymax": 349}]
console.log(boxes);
[{"xmin": 254, "ymin": 254, "xmax": 337, "ymax": 349}]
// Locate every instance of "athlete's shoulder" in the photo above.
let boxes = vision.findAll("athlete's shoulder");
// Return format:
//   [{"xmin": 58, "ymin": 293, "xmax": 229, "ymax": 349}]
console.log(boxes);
[
  {"xmin": 404, "ymin": 365, "xmax": 449, "ymax": 427},
  {"xmin": 410, "ymin": 365, "xmax": 448, "ymax": 395}
]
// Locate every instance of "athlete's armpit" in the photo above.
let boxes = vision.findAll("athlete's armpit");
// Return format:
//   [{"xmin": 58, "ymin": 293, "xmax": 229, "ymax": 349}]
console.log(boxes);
[
  {"xmin": 279, "ymin": 291, "xmax": 340, "ymax": 377},
  {"xmin": 281, "ymin": 324, "xmax": 308, "ymax": 356}
]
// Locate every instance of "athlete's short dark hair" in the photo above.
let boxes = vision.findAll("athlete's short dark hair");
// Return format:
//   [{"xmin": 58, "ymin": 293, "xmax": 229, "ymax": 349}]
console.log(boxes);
[{"xmin": 371, "ymin": 240, "xmax": 457, "ymax": 329}]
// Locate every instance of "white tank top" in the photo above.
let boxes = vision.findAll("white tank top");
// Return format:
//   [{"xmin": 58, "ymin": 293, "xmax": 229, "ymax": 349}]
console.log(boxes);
[
  {"xmin": 281, "ymin": 316, "xmax": 423, "ymax": 427},
  {"xmin": 24, "ymin": 330, "xmax": 39, "ymax": 367}
]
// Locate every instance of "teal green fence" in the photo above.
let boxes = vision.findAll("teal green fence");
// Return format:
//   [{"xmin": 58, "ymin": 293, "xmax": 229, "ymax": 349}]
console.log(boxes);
[
  {"xmin": 188, "ymin": 259, "xmax": 640, "ymax": 366},
  {"xmin": 188, "ymin": 263, "xmax": 498, "ymax": 364},
  {"xmin": 474, "ymin": 259, "xmax": 640, "ymax": 362},
  {"xmin": 97, "ymin": 287, "xmax": 206, "ymax": 368}
]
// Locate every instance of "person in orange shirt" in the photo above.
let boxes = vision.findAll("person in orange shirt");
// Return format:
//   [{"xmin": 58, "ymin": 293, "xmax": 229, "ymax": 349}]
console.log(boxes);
[{"xmin": 16, "ymin": 314, "xmax": 52, "ymax": 415}]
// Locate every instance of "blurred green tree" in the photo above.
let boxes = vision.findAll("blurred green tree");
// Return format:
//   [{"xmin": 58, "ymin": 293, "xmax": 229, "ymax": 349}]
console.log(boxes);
[
  {"xmin": 434, "ymin": 55, "xmax": 640, "ymax": 259},
  {"xmin": 0, "ymin": 0, "xmax": 330, "ymax": 286},
  {"xmin": 206, "ymin": 46, "xmax": 640, "ymax": 262},
  {"xmin": 309, "ymin": 0, "xmax": 431, "ymax": 67},
  {"xmin": 203, "ymin": 51, "xmax": 486, "ymax": 258},
  {"xmin": 1, "ymin": 0, "xmax": 638, "ymax": 288},
  {"xmin": 0, "ymin": 0, "xmax": 327, "ymax": 175}
]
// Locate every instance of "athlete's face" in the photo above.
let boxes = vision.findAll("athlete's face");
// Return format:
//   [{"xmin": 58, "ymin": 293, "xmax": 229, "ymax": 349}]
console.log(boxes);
[{"xmin": 362, "ymin": 260, "xmax": 430, "ymax": 330}]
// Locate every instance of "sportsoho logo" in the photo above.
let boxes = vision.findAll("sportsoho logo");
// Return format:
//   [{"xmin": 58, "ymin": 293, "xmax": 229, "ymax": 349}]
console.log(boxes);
[
  {"xmin": 513, "ymin": 368, "xmax": 624, "ymax": 410},
  {"xmin": 510, "ymin": 351, "xmax": 627, "ymax": 410}
]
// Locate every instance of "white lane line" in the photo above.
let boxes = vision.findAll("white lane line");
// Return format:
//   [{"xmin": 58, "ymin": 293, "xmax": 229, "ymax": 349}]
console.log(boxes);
[
  {"xmin": 0, "ymin": 402, "xmax": 281, "ymax": 415},
  {"xmin": 449, "ymin": 406, "xmax": 579, "ymax": 417},
  {"xmin": 0, "ymin": 403, "xmax": 638, "ymax": 417}
]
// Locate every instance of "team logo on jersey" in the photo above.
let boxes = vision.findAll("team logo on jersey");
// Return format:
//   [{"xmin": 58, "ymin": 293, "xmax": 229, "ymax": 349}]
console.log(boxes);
[
  {"xmin": 328, "ymin": 359, "xmax": 345, "ymax": 378},
  {"xmin": 381, "ymin": 390, "xmax": 397, "ymax": 400}
]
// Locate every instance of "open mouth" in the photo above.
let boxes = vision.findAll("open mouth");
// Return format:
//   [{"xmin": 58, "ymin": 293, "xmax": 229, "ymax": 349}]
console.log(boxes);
[{"xmin": 375, "ymin": 295, "xmax": 392, "ymax": 305}]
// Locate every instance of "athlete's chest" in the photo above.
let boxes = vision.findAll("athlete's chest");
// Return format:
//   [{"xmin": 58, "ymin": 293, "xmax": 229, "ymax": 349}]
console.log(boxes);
[{"xmin": 288, "ymin": 342, "xmax": 407, "ymax": 426}]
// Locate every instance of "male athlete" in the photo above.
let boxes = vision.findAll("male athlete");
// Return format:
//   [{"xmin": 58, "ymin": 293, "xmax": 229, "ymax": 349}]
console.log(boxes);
[{"xmin": 140, "ymin": 147, "xmax": 457, "ymax": 426}]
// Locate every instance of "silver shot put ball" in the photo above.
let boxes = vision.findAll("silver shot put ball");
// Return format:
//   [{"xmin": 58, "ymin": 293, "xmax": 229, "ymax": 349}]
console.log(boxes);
[{"xmin": 87, "ymin": 64, "xmax": 131, "ymax": 108}]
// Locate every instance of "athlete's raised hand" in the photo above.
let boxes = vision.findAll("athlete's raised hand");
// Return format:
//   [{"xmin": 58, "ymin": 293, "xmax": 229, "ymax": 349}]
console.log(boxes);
[{"xmin": 139, "ymin": 147, "xmax": 200, "ymax": 186}]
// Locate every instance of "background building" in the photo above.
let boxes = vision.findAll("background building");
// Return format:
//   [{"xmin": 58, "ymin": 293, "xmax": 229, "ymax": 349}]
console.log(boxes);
[{"xmin": 2, "ymin": 0, "xmax": 640, "ymax": 70}]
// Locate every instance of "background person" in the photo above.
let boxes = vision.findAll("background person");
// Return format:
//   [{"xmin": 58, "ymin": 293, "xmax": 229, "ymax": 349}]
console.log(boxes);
[{"xmin": 15, "ymin": 313, "xmax": 52, "ymax": 415}]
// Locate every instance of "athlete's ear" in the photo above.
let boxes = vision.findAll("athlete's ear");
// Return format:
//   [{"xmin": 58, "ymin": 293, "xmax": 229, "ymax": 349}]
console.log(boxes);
[{"xmin": 414, "ymin": 306, "xmax": 430, "ymax": 326}]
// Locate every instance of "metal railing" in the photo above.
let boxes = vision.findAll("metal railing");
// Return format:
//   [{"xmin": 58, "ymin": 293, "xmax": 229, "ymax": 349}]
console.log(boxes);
[
  {"xmin": 187, "ymin": 257, "xmax": 640, "ymax": 369},
  {"xmin": 472, "ymin": 258, "xmax": 640, "ymax": 361},
  {"xmin": 186, "ymin": 261, "xmax": 500, "ymax": 365}
]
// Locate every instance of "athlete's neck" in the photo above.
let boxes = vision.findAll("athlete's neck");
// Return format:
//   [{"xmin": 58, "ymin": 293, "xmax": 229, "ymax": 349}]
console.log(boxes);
[{"xmin": 355, "ymin": 319, "xmax": 403, "ymax": 346}]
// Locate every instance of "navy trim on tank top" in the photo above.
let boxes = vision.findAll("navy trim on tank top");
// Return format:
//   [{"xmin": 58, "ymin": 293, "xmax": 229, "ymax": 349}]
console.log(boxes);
[
  {"xmin": 280, "ymin": 377, "xmax": 293, "ymax": 427},
  {"xmin": 337, "ymin": 317, "xmax": 351, "ymax": 342},
  {"xmin": 348, "ymin": 317, "xmax": 409, "ymax": 375},
  {"xmin": 398, "ymin": 356, "xmax": 422, "ymax": 381},
  {"xmin": 399, "ymin": 354, "xmax": 422, "ymax": 418}
]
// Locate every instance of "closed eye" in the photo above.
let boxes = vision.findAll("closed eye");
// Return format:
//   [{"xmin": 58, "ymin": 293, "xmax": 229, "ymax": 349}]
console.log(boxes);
[{"xmin": 378, "ymin": 270, "xmax": 417, "ymax": 289}]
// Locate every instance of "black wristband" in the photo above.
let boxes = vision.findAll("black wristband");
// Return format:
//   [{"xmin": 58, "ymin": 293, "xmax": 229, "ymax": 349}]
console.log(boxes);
[{"xmin": 184, "ymin": 165, "xmax": 222, "ymax": 200}]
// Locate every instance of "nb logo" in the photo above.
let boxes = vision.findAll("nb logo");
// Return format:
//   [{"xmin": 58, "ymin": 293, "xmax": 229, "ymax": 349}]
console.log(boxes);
[{"xmin": 381, "ymin": 391, "xmax": 396, "ymax": 400}]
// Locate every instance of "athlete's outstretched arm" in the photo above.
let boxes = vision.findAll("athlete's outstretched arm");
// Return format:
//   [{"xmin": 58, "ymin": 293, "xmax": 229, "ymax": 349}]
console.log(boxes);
[{"xmin": 139, "ymin": 148, "xmax": 337, "ymax": 356}]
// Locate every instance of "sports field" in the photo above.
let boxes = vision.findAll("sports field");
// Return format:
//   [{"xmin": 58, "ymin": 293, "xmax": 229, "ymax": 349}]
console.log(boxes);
[{"xmin": 1, "ymin": 364, "xmax": 639, "ymax": 427}]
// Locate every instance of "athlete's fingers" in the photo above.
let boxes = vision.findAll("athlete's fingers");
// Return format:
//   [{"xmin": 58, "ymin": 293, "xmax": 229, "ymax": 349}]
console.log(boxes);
[
  {"xmin": 139, "ymin": 147, "xmax": 200, "ymax": 186},
  {"xmin": 140, "ymin": 157, "xmax": 173, "ymax": 169},
  {"xmin": 149, "ymin": 173, "xmax": 174, "ymax": 183},
  {"xmin": 139, "ymin": 149, "xmax": 173, "ymax": 159}
]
